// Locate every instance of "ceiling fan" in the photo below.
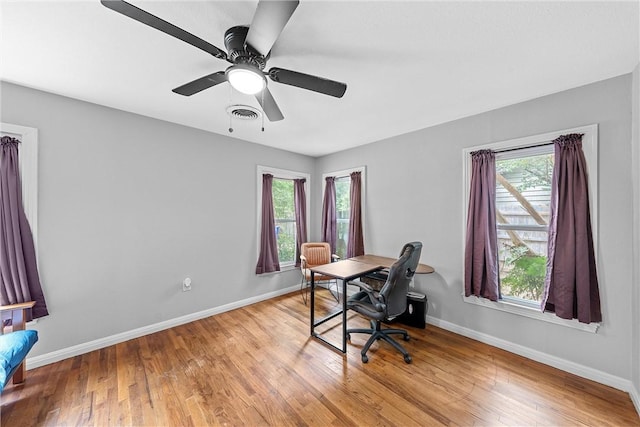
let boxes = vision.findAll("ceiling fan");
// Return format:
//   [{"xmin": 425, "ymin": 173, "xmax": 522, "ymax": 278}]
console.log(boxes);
[{"xmin": 100, "ymin": 0, "xmax": 347, "ymax": 122}]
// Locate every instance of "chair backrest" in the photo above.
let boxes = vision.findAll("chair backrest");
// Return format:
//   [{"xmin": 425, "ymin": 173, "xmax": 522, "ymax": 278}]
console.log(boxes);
[
  {"xmin": 300, "ymin": 242, "xmax": 331, "ymax": 268},
  {"xmin": 380, "ymin": 242, "xmax": 423, "ymax": 318}
]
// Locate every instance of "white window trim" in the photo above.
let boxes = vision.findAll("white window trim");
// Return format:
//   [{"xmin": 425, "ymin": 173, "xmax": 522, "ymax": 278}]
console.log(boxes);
[
  {"xmin": 256, "ymin": 165, "xmax": 310, "ymax": 273},
  {"xmin": 0, "ymin": 122, "xmax": 38, "ymax": 252},
  {"xmin": 461, "ymin": 124, "xmax": 600, "ymax": 333},
  {"xmin": 322, "ymin": 166, "xmax": 367, "ymax": 254}
]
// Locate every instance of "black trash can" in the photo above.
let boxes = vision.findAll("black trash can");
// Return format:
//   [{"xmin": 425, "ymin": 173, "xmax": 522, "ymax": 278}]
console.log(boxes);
[{"xmin": 396, "ymin": 292, "xmax": 428, "ymax": 329}]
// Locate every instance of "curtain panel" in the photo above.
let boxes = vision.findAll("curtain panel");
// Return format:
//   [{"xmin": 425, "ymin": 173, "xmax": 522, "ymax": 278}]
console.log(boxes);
[
  {"xmin": 255, "ymin": 174, "xmax": 280, "ymax": 274},
  {"xmin": 293, "ymin": 178, "xmax": 307, "ymax": 267},
  {"xmin": 541, "ymin": 134, "xmax": 601, "ymax": 323},
  {"xmin": 464, "ymin": 149, "xmax": 500, "ymax": 301},
  {"xmin": 347, "ymin": 171, "xmax": 365, "ymax": 258},
  {"xmin": 321, "ymin": 176, "xmax": 337, "ymax": 254},
  {"xmin": 0, "ymin": 136, "xmax": 48, "ymax": 319}
]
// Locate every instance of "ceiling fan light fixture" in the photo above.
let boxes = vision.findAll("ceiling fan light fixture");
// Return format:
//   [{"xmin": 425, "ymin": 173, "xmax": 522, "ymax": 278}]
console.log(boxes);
[{"xmin": 226, "ymin": 64, "xmax": 266, "ymax": 95}]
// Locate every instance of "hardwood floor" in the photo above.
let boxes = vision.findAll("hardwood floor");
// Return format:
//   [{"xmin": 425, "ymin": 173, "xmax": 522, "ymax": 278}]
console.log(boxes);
[{"xmin": 2, "ymin": 289, "xmax": 638, "ymax": 426}]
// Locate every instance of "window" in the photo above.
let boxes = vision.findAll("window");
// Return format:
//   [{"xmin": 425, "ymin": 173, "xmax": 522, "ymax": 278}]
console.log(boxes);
[
  {"xmin": 323, "ymin": 167, "xmax": 366, "ymax": 260},
  {"xmin": 496, "ymin": 145, "xmax": 553, "ymax": 307},
  {"xmin": 257, "ymin": 166, "xmax": 310, "ymax": 270},
  {"xmin": 272, "ymin": 178, "xmax": 296, "ymax": 265},
  {"xmin": 0, "ymin": 123, "xmax": 38, "ymax": 249},
  {"xmin": 335, "ymin": 176, "xmax": 350, "ymax": 259},
  {"xmin": 462, "ymin": 125, "xmax": 599, "ymax": 332}
]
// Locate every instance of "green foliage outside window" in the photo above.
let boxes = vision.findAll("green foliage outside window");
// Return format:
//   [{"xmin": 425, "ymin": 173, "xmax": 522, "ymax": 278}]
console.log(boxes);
[
  {"xmin": 272, "ymin": 178, "xmax": 296, "ymax": 263},
  {"xmin": 496, "ymin": 154, "xmax": 553, "ymax": 191},
  {"xmin": 335, "ymin": 177, "xmax": 350, "ymax": 215},
  {"xmin": 501, "ymin": 246, "xmax": 547, "ymax": 302},
  {"xmin": 496, "ymin": 152, "xmax": 553, "ymax": 303},
  {"xmin": 335, "ymin": 177, "xmax": 350, "ymax": 259}
]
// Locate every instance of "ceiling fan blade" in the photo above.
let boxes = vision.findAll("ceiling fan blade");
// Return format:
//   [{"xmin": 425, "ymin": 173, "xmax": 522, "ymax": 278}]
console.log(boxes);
[
  {"xmin": 245, "ymin": 0, "xmax": 299, "ymax": 57},
  {"xmin": 268, "ymin": 68, "xmax": 347, "ymax": 98},
  {"xmin": 172, "ymin": 72, "xmax": 227, "ymax": 96},
  {"xmin": 101, "ymin": 0, "xmax": 227, "ymax": 61},
  {"xmin": 255, "ymin": 88, "xmax": 284, "ymax": 122}
]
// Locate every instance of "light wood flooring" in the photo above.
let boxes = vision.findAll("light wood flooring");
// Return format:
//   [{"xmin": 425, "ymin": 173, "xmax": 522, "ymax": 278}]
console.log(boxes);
[{"xmin": 2, "ymin": 289, "xmax": 638, "ymax": 426}]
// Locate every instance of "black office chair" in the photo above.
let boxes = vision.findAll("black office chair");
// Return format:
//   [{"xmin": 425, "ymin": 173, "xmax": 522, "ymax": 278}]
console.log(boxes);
[{"xmin": 346, "ymin": 242, "xmax": 422, "ymax": 364}]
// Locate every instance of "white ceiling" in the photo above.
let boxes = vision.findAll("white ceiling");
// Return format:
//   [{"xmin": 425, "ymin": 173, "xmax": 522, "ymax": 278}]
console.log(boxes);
[{"xmin": 1, "ymin": 1, "xmax": 638, "ymax": 157}]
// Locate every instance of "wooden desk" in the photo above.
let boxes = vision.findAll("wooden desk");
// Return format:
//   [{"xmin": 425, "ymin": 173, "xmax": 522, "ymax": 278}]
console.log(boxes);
[
  {"xmin": 310, "ymin": 260, "xmax": 382, "ymax": 353},
  {"xmin": 310, "ymin": 255, "xmax": 434, "ymax": 353},
  {"xmin": 350, "ymin": 254, "xmax": 435, "ymax": 274}
]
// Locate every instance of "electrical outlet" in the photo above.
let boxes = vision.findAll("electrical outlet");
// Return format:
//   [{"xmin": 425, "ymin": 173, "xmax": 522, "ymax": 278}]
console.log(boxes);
[{"xmin": 182, "ymin": 277, "xmax": 192, "ymax": 292}]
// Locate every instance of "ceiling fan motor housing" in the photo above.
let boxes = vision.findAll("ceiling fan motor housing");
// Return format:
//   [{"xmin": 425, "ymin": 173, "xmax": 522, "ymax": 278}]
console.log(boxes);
[{"xmin": 224, "ymin": 26, "xmax": 266, "ymax": 70}]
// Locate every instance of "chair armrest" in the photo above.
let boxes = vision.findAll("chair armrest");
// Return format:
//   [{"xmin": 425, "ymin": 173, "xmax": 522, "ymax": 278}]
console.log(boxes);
[
  {"xmin": 0, "ymin": 301, "xmax": 35, "ymax": 333},
  {"xmin": 300, "ymin": 255, "xmax": 308, "ymax": 269},
  {"xmin": 348, "ymin": 281, "xmax": 386, "ymax": 312},
  {"xmin": 0, "ymin": 302, "xmax": 36, "ymax": 313},
  {"xmin": 350, "ymin": 280, "xmax": 374, "ymax": 293},
  {"xmin": 331, "ymin": 254, "xmax": 340, "ymax": 262}
]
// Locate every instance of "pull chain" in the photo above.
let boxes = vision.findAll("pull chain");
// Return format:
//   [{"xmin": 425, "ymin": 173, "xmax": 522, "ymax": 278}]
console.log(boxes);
[
  {"xmin": 228, "ymin": 85, "xmax": 234, "ymax": 133},
  {"xmin": 261, "ymin": 90, "xmax": 265, "ymax": 132}
]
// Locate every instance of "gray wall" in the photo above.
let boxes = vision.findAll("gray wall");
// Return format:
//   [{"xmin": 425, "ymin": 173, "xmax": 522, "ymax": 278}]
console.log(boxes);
[
  {"xmin": 1, "ymin": 82, "xmax": 314, "ymax": 357},
  {"xmin": 632, "ymin": 63, "xmax": 640, "ymax": 399},
  {"xmin": 316, "ymin": 74, "xmax": 634, "ymax": 380}
]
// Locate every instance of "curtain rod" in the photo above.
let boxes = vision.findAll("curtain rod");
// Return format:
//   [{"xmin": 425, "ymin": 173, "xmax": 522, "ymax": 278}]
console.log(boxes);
[{"xmin": 493, "ymin": 141, "xmax": 554, "ymax": 154}]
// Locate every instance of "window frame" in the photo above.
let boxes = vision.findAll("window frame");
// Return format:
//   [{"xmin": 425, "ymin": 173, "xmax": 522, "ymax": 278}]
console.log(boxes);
[
  {"xmin": 256, "ymin": 165, "xmax": 310, "ymax": 272},
  {"xmin": 461, "ymin": 124, "xmax": 599, "ymax": 333},
  {"xmin": 0, "ymin": 122, "xmax": 39, "ymax": 252},
  {"xmin": 322, "ymin": 166, "xmax": 366, "ymax": 259}
]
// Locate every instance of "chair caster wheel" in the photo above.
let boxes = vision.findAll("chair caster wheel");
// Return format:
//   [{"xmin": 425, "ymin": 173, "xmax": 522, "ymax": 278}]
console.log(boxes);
[
  {"xmin": 404, "ymin": 355, "xmax": 412, "ymax": 364},
  {"xmin": 403, "ymin": 335, "xmax": 410, "ymax": 341},
  {"xmin": 361, "ymin": 355, "xmax": 369, "ymax": 363}
]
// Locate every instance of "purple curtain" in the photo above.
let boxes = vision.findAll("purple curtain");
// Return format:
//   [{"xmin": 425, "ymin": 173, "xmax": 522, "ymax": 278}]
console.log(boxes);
[
  {"xmin": 0, "ymin": 137, "xmax": 48, "ymax": 319},
  {"xmin": 321, "ymin": 176, "xmax": 336, "ymax": 254},
  {"xmin": 541, "ymin": 134, "xmax": 601, "ymax": 323},
  {"xmin": 464, "ymin": 149, "xmax": 500, "ymax": 301},
  {"xmin": 293, "ymin": 178, "xmax": 307, "ymax": 267},
  {"xmin": 347, "ymin": 171, "xmax": 365, "ymax": 258},
  {"xmin": 255, "ymin": 174, "xmax": 280, "ymax": 274}
]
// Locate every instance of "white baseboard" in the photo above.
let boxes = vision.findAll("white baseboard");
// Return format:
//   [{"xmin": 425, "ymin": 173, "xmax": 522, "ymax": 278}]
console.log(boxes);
[
  {"xmin": 631, "ymin": 383, "xmax": 640, "ymax": 416},
  {"xmin": 27, "ymin": 285, "xmax": 299, "ymax": 369},
  {"xmin": 426, "ymin": 315, "xmax": 634, "ymax": 393}
]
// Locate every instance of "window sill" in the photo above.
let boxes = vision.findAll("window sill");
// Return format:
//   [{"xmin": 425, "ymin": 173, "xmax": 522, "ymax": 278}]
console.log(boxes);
[
  {"xmin": 281, "ymin": 265, "xmax": 298, "ymax": 273},
  {"xmin": 256, "ymin": 265, "xmax": 298, "ymax": 276},
  {"xmin": 462, "ymin": 294, "xmax": 600, "ymax": 333}
]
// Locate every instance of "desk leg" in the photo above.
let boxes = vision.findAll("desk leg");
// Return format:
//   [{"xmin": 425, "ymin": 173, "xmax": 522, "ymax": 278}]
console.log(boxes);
[
  {"xmin": 310, "ymin": 270, "xmax": 315, "ymax": 337},
  {"xmin": 309, "ymin": 272, "xmax": 351, "ymax": 354},
  {"xmin": 342, "ymin": 278, "xmax": 347, "ymax": 353}
]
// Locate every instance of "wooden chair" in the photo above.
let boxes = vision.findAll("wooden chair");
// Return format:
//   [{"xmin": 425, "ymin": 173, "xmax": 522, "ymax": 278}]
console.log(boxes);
[
  {"xmin": 300, "ymin": 242, "xmax": 340, "ymax": 304},
  {"xmin": 0, "ymin": 301, "xmax": 38, "ymax": 389}
]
